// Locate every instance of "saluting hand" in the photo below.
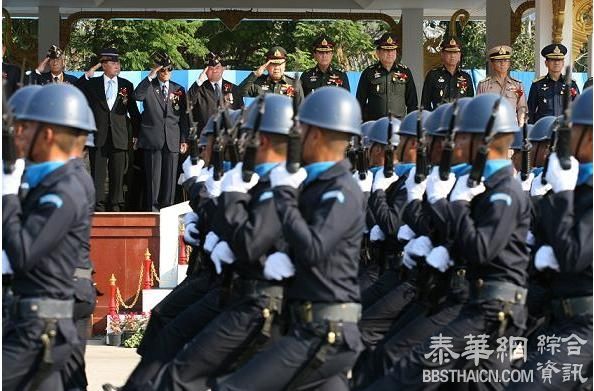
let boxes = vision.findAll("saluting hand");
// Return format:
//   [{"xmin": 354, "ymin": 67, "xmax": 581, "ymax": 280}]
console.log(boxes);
[
  {"xmin": 197, "ymin": 67, "xmax": 209, "ymax": 84},
  {"xmin": 36, "ymin": 57, "xmax": 49, "ymax": 73},
  {"xmin": 254, "ymin": 60, "xmax": 271, "ymax": 77},
  {"xmin": 85, "ymin": 62, "xmax": 102, "ymax": 79},
  {"xmin": 148, "ymin": 65, "xmax": 163, "ymax": 80}
]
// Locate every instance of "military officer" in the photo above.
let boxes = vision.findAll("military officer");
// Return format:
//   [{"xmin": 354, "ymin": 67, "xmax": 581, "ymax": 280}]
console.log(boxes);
[
  {"xmin": 421, "ymin": 35, "xmax": 474, "ymax": 111},
  {"xmin": 300, "ymin": 34, "xmax": 350, "ymax": 96},
  {"xmin": 356, "ymin": 32, "xmax": 418, "ymax": 121},
  {"xmin": 30, "ymin": 45, "xmax": 78, "ymax": 85},
  {"xmin": 477, "ymin": 45, "xmax": 528, "ymax": 125},
  {"xmin": 527, "ymin": 43, "xmax": 580, "ymax": 123},
  {"xmin": 239, "ymin": 46, "xmax": 304, "ymax": 106}
]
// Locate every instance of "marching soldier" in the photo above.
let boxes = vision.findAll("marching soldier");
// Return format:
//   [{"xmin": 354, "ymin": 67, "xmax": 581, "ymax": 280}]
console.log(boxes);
[
  {"xmin": 527, "ymin": 43, "xmax": 580, "ymax": 124},
  {"xmin": 188, "ymin": 52, "xmax": 243, "ymax": 131},
  {"xmin": 31, "ymin": 45, "xmax": 78, "ymax": 85},
  {"xmin": 2, "ymin": 84, "xmax": 95, "ymax": 390},
  {"xmin": 215, "ymin": 86, "xmax": 365, "ymax": 390},
  {"xmin": 239, "ymin": 46, "xmax": 304, "ymax": 106},
  {"xmin": 421, "ymin": 35, "xmax": 474, "ymax": 111},
  {"xmin": 356, "ymin": 32, "xmax": 417, "ymax": 121},
  {"xmin": 300, "ymin": 34, "xmax": 350, "ymax": 96},
  {"xmin": 477, "ymin": 45, "xmax": 528, "ymax": 125}
]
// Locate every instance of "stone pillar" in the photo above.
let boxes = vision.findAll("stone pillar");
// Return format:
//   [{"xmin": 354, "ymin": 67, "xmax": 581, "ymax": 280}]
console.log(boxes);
[
  {"xmin": 486, "ymin": 0, "xmax": 511, "ymax": 50},
  {"xmin": 37, "ymin": 6, "xmax": 60, "ymax": 62},
  {"xmin": 401, "ymin": 8, "xmax": 424, "ymax": 104}
]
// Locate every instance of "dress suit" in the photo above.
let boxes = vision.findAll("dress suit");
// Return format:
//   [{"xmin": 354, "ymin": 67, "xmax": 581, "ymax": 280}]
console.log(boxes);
[
  {"xmin": 187, "ymin": 78, "xmax": 243, "ymax": 131},
  {"xmin": 76, "ymin": 74, "xmax": 141, "ymax": 211},
  {"xmin": 30, "ymin": 71, "xmax": 79, "ymax": 85},
  {"xmin": 133, "ymin": 76, "xmax": 189, "ymax": 211}
]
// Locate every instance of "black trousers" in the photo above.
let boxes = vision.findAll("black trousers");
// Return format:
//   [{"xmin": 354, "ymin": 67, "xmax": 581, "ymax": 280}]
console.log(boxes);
[
  {"xmin": 361, "ymin": 268, "xmax": 402, "ymax": 309},
  {"xmin": 3, "ymin": 317, "xmax": 77, "ymax": 391},
  {"xmin": 89, "ymin": 134, "xmax": 127, "ymax": 212},
  {"xmin": 143, "ymin": 146, "xmax": 179, "ymax": 212},
  {"xmin": 61, "ymin": 300, "xmax": 95, "ymax": 390},
  {"xmin": 215, "ymin": 322, "xmax": 363, "ymax": 391}
]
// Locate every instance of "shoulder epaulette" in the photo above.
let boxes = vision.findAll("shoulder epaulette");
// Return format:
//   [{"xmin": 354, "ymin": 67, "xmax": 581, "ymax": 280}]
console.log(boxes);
[
  {"xmin": 478, "ymin": 76, "xmax": 491, "ymax": 83},
  {"xmin": 508, "ymin": 76, "xmax": 521, "ymax": 83},
  {"xmin": 533, "ymin": 75, "xmax": 546, "ymax": 83}
]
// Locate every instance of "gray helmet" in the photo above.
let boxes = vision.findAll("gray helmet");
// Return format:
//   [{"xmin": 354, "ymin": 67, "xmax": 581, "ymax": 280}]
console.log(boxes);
[
  {"xmin": 202, "ymin": 109, "xmax": 241, "ymax": 136},
  {"xmin": 368, "ymin": 116, "xmax": 400, "ymax": 146},
  {"xmin": 243, "ymin": 94, "xmax": 293, "ymax": 135},
  {"xmin": 397, "ymin": 110, "xmax": 432, "ymax": 137},
  {"xmin": 298, "ymin": 86, "xmax": 361, "ymax": 136},
  {"xmin": 8, "ymin": 85, "xmax": 43, "ymax": 118},
  {"xmin": 510, "ymin": 124, "xmax": 533, "ymax": 150},
  {"xmin": 437, "ymin": 98, "xmax": 472, "ymax": 133},
  {"xmin": 528, "ymin": 116, "xmax": 557, "ymax": 142},
  {"xmin": 425, "ymin": 103, "xmax": 451, "ymax": 136},
  {"xmin": 361, "ymin": 120, "xmax": 376, "ymax": 147},
  {"xmin": 17, "ymin": 84, "xmax": 96, "ymax": 133},
  {"xmin": 455, "ymin": 94, "xmax": 519, "ymax": 134},
  {"xmin": 571, "ymin": 87, "xmax": 592, "ymax": 126}
]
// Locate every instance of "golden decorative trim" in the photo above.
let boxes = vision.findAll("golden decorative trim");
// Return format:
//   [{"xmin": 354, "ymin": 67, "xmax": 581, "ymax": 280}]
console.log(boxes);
[
  {"xmin": 572, "ymin": 0, "xmax": 593, "ymax": 61},
  {"xmin": 2, "ymin": 7, "xmax": 38, "ymax": 70},
  {"xmin": 552, "ymin": 0, "xmax": 566, "ymax": 44},
  {"xmin": 511, "ymin": 1, "xmax": 535, "ymax": 44},
  {"xmin": 423, "ymin": 9, "xmax": 469, "ymax": 74}
]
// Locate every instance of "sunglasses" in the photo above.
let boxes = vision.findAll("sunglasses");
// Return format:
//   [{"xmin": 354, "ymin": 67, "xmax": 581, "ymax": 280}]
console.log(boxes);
[{"xmin": 159, "ymin": 67, "xmax": 172, "ymax": 73}]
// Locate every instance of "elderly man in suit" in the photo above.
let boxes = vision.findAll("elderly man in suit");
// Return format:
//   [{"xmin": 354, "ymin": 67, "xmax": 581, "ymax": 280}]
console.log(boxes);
[
  {"xmin": 76, "ymin": 48, "xmax": 141, "ymax": 211},
  {"xmin": 31, "ymin": 45, "xmax": 79, "ymax": 85},
  {"xmin": 133, "ymin": 52, "xmax": 189, "ymax": 211}
]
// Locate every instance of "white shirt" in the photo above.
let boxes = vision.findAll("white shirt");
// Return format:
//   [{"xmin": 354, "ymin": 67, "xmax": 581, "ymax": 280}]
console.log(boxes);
[{"xmin": 104, "ymin": 74, "xmax": 118, "ymax": 110}]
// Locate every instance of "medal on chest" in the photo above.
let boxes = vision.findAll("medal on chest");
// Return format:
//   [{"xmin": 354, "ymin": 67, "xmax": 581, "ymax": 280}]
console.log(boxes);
[
  {"xmin": 437, "ymin": 76, "xmax": 445, "ymax": 83},
  {"xmin": 374, "ymin": 72, "xmax": 381, "ymax": 79}
]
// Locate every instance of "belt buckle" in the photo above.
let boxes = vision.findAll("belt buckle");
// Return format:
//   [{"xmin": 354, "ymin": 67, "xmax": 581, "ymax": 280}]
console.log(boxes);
[{"xmin": 301, "ymin": 302, "xmax": 313, "ymax": 323}]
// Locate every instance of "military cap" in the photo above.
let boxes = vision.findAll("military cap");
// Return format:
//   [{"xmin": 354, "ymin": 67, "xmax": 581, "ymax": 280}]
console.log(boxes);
[
  {"xmin": 374, "ymin": 32, "xmax": 399, "ymax": 50},
  {"xmin": 204, "ymin": 52, "xmax": 224, "ymax": 67},
  {"xmin": 541, "ymin": 43, "xmax": 567, "ymax": 59},
  {"xmin": 47, "ymin": 45, "xmax": 64, "ymax": 59},
  {"xmin": 99, "ymin": 48, "xmax": 119, "ymax": 62},
  {"xmin": 440, "ymin": 36, "xmax": 462, "ymax": 52},
  {"xmin": 266, "ymin": 46, "xmax": 287, "ymax": 64},
  {"xmin": 488, "ymin": 45, "xmax": 512, "ymax": 60},
  {"xmin": 312, "ymin": 35, "xmax": 335, "ymax": 52},
  {"xmin": 152, "ymin": 51, "xmax": 173, "ymax": 70}
]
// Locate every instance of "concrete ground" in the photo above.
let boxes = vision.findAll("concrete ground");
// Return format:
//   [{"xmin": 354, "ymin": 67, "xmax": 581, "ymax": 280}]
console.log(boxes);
[{"xmin": 85, "ymin": 338, "xmax": 140, "ymax": 391}]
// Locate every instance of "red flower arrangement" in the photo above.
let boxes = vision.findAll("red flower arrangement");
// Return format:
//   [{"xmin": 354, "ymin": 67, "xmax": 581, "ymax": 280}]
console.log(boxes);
[
  {"xmin": 283, "ymin": 85, "xmax": 295, "ymax": 97},
  {"xmin": 570, "ymin": 87, "xmax": 578, "ymax": 98},
  {"xmin": 118, "ymin": 87, "xmax": 128, "ymax": 104},
  {"xmin": 515, "ymin": 87, "xmax": 524, "ymax": 98},
  {"xmin": 393, "ymin": 72, "xmax": 408, "ymax": 82},
  {"xmin": 456, "ymin": 78, "xmax": 468, "ymax": 94}
]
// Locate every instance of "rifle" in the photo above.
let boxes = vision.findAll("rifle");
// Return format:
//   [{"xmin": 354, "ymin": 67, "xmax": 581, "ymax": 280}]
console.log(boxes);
[
  {"xmin": 2, "ymin": 85, "xmax": 16, "ymax": 174},
  {"xmin": 520, "ymin": 122, "xmax": 532, "ymax": 181},
  {"xmin": 414, "ymin": 107, "xmax": 429, "ymax": 183},
  {"xmin": 346, "ymin": 136, "xmax": 358, "ymax": 173},
  {"xmin": 384, "ymin": 113, "xmax": 395, "ymax": 178},
  {"xmin": 541, "ymin": 122, "xmax": 559, "ymax": 185},
  {"xmin": 286, "ymin": 73, "xmax": 302, "ymax": 173},
  {"xmin": 555, "ymin": 66, "xmax": 573, "ymax": 170},
  {"xmin": 242, "ymin": 95, "xmax": 265, "ymax": 182},
  {"xmin": 356, "ymin": 135, "xmax": 369, "ymax": 180},
  {"xmin": 438, "ymin": 100, "xmax": 459, "ymax": 180},
  {"xmin": 211, "ymin": 110, "xmax": 225, "ymax": 180},
  {"xmin": 467, "ymin": 97, "xmax": 503, "ymax": 188},
  {"xmin": 185, "ymin": 93, "xmax": 200, "ymax": 165}
]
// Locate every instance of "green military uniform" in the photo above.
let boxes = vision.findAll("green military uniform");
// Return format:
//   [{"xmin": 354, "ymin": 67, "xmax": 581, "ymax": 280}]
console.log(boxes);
[
  {"xmin": 420, "ymin": 36, "xmax": 474, "ymax": 111},
  {"xmin": 238, "ymin": 46, "xmax": 304, "ymax": 106},
  {"xmin": 356, "ymin": 33, "xmax": 417, "ymax": 121},
  {"xmin": 300, "ymin": 35, "xmax": 350, "ymax": 96}
]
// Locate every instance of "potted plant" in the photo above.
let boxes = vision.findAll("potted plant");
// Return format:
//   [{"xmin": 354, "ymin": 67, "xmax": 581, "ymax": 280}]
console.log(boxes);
[
  {"xmin": 105, "ymin": 315, "xmax": 122, "ymax": 346},
  {"xmin": 121, "ymin": 313, "xmax": 139, "ymax": 345}
]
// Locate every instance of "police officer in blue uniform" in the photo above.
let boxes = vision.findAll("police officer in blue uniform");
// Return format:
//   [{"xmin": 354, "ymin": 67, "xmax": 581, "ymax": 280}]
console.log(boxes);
[
  {"xmin": 527, "ymin": 44, "xmax": 580, "ymax": 124},
  {"xmin": 214, "ymin": 86, "xmax": 366, "ymax": 390},
  {"xmin": 300, "ymin": 35, "xmax": 350, "ymax": 96},
  {"xmin": 510, "ymin": 88, "xmax": 593, "ymax": 390},
  {"xmin": 2, "ymin": 84, "xmax": 96, "ymax": 390}
]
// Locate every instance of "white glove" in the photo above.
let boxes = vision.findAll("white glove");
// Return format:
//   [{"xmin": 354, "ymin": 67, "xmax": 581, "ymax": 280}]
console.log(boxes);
[
  {"xmin": 534, "ymin": 245, "xmax": 560, "ymax": 272},
  {"xmin": 2, "ymin": 250, "xmax": 13, "ymax": 274},
  {"xmin": 263, "ymin": 252, "xmax": 295, "ymax": 280},
  {"xmin": 183, "ymin": 212, "xmax": 199, "ymax": 226},
  {"xmin": 406, "ymin": 235, "xmax": 433, "ymax": 257},
  {"xmin": 545, "ymin": 153, "xmax": 579, "ymax": 193},
  {"xmin": 526, "ymin": 230, "xmax": 535, "ymax": 246},
  {"xmin": 450, "ymin": 174, "xmax": 486, "ymax": 202},
  {"xmin": 270, "ymin": 165, "xmax": 307, "ymax": 189},
  {"xmin": 402, "ymin": 250, "xmax": 417, "ymax": 270},
  {"xmin": 530, "ymin": 173, "xmax": 552, "ymax": 197},
  {"xmin": 405, "ymin": 167, "xmax": 427, "ymax": 203},
  {"xmin": 353, "ymin": 171, "xmax": 373, "ymax": 193},
  {"xmin": 372, "ymin": 167, "xmax": 399, "ymax": 192},
  {"xmin": 177, "ymin": 173, "xmax": 186, "ymax": 185},
  {"xmin": 2, "ymin": 159, "xmax": 25, "ymax": 196},
  {"xmin": 221, "ymin": 163, "xmax": 260, "ymax": 193},
  {"xmin": 369, "ymin": 225, "xmax": 385, "ymax": 242},
  {"xmin": 203, "ymin": 231, "xmax": 220, "ymax": 253},
  {"xmin": 514, "ymin": 171, "xmax": 534, "ymax": 192},
  {"xmin": 183, "ymin": 223, "xmax": 200, "ymax": 246},
  {"xmin": 426, "ymin": 166, "xmax": 456, "ymax": 204},
  {"xmin": 210, "ymin": 241, "xmax": 236, "ymax": 274},
  {"xmin": 182, "ymin": 156, "xmax": 205, "ymax": 180},
  {"xmin": 205, "ymin": 167, "xmax": 223, "ymax": 198},
  {"xmin": 425, "ymin": 246, "xmax": 454, "ymax": 273},
  {"xmin": 397, "ymin": 224, "xmax": 416, "ymax": 242}
]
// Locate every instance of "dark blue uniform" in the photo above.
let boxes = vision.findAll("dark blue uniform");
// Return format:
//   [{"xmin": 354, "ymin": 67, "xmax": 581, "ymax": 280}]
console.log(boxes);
[
  {"xmin": 527, "ymin": 74, "xmax": 580, "ymax": 124},
  {"xmin": 3, "ymin": 160, "xmax": 90, "ymax": 390},
  {"xmin": 216, "ymin": 159, "xmax": 366, "ymax": 391}
]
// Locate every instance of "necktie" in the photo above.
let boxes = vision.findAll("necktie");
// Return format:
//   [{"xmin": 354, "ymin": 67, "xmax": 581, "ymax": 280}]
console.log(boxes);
[
  {"xmin": 106, "ymin": 79, "xmax": 114, "ymax": 101},
  {"xmin": 214, "ymin": 83, "xmax": 220, "ymax": 99},
  {"xmin": 162, "ymin": 84, "xmax": 168, "ymax": 101}
]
